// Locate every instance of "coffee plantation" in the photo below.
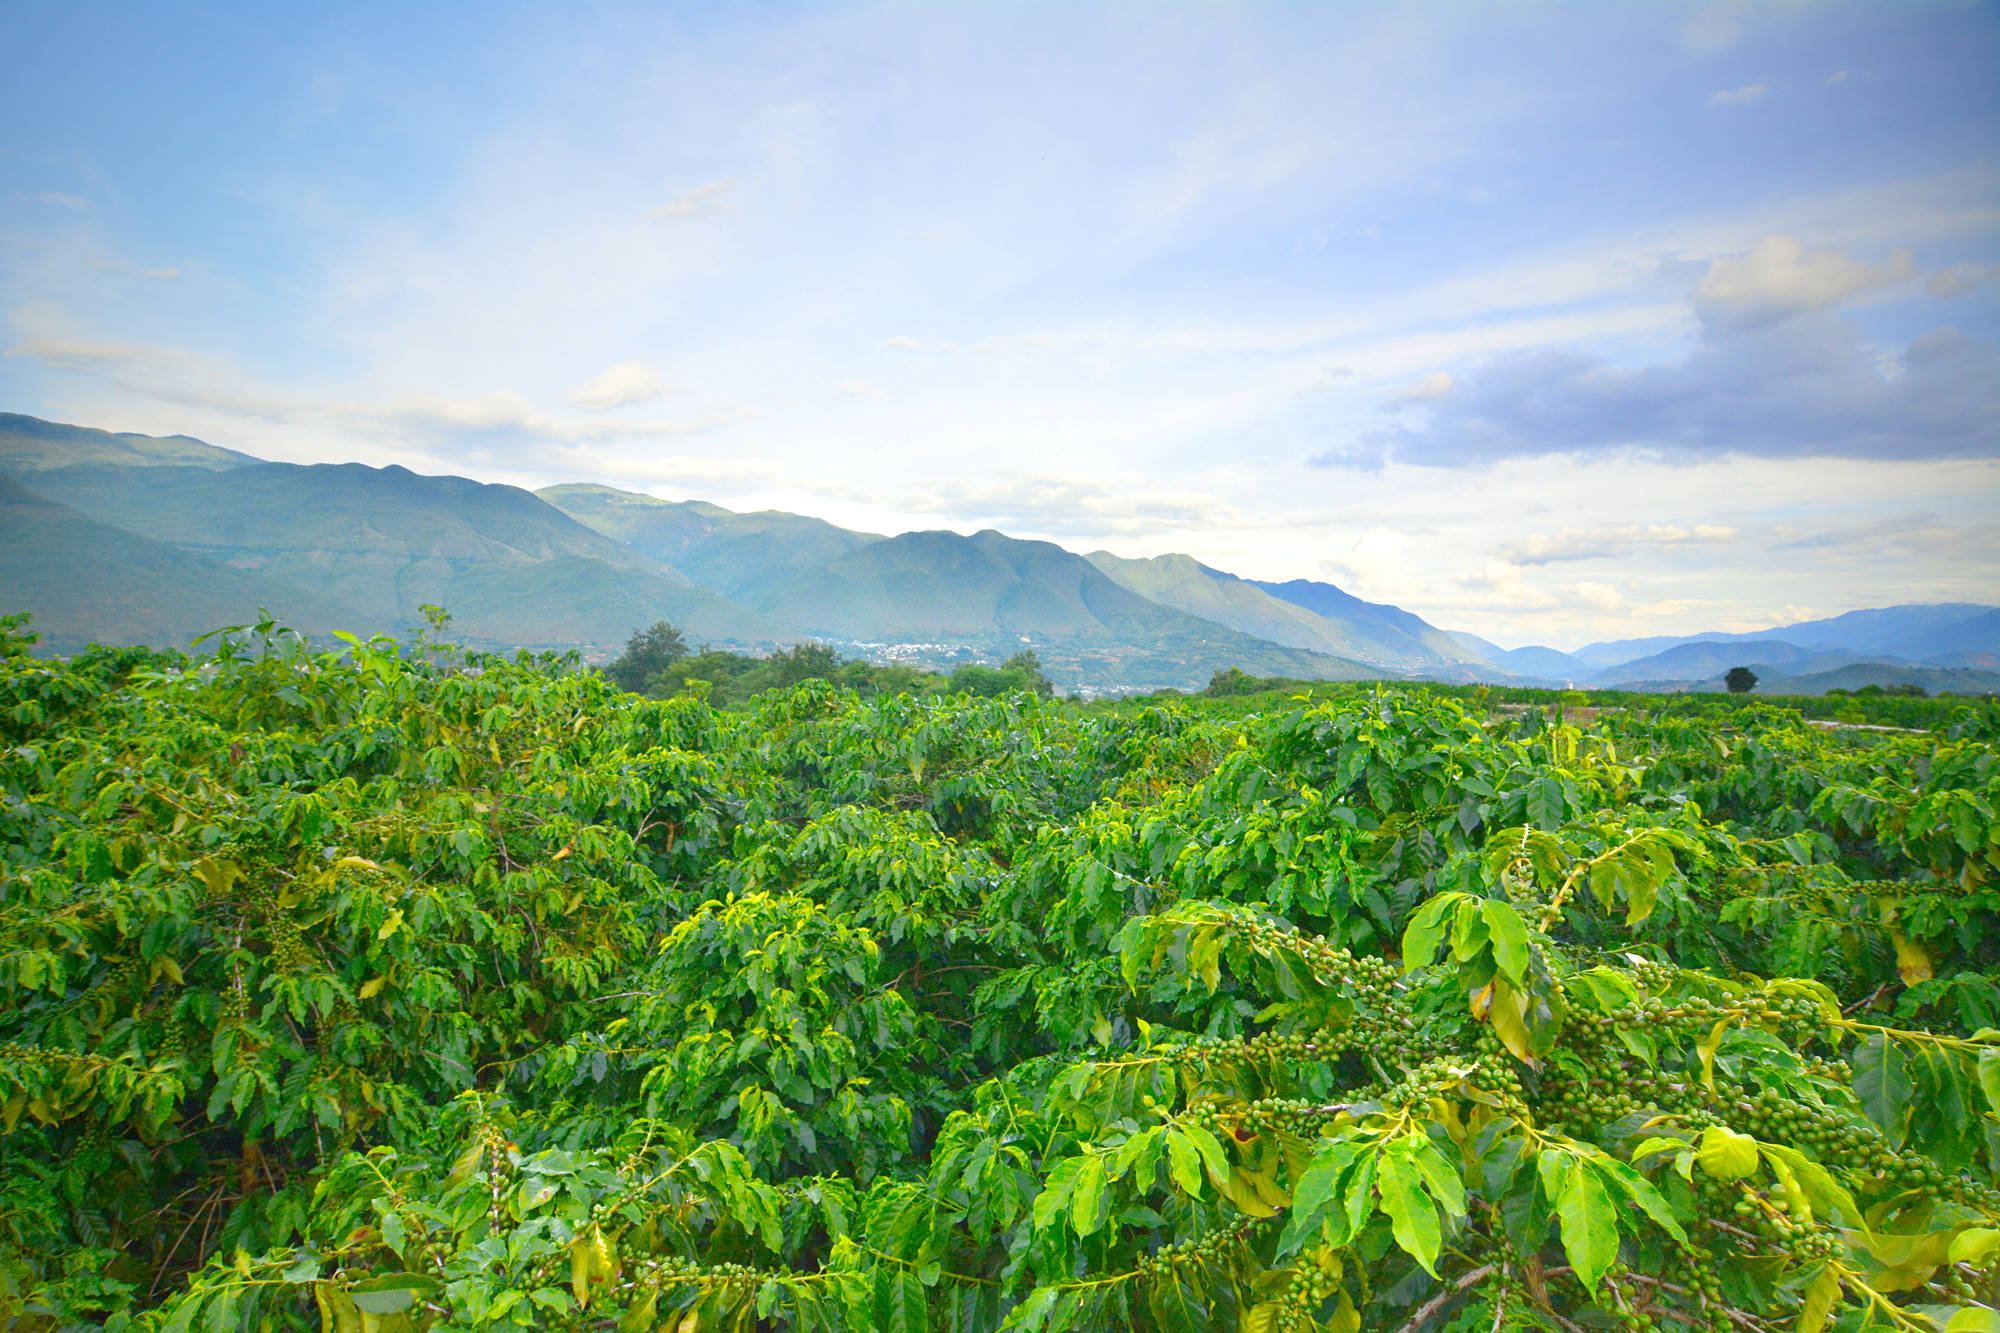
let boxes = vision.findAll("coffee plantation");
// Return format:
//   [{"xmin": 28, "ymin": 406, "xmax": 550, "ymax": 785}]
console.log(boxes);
[{"xmin": 2, "ymin": 615, "xmax": 1996, "ymax": 1331}]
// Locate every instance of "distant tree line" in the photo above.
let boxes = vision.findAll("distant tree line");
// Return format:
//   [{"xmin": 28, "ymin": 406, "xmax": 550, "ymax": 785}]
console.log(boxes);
[{"xmin": 603, "ymin": 620, "xmax": 1054, "ymax": 705}]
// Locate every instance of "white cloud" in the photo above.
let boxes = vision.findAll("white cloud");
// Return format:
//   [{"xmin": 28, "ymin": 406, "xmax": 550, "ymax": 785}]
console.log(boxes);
[
  {"xmin": 1926, "ymin": 265, "xmax": 1992, "ymax": 298},
  {"xmin": 571, "ymin": 360, "xmax": 672, "ymax": 411},
  {"xmin": 1300, "ymin": 365, "xmax": 1355, "ymax": 394},
  {"xmin": 1568, "ymin": 582, "xmax": 1625, "ymax": 612},
  {"xmin": 880, "ymin": 333, "xmax": 1056, "ymax": 356},
  {"xmin": 1682, "ymin": 8, "xmax": 1745, "ymax": 53},
  {"xmin": 1386, "ymin": 370, "xmax": 1454, "ymax": 404},
  {"xmin": 1709, "ymin": 84, "xmax": 1770, "ymax": 107},
  {"xmin": 968, "ymin": 334, "xmax": 1057, "ymax": 354},
  {"xmin": 1501, "ymin": 523, "xmax": 1740, "ymax": 565},
  {"xmin": 847, "ymin": 471, "xmax": 1241, "ymax": 539},
  {"xmin": 1825, "ymin": 71, "xmax": 1849, "ymax": 86},
  {"xmin": 29, "ymin": 192, "xmax": 90, "ymax": 209},
  {"xmin": 7, "ymin": 326, "xmax": 741, "ymax": 452},
  {"xmin": 3, "ymin": 325, "xmax": 201, "ymax": 374},
  {"xmin": 83, "ymin": 255, "xmax": 185, "ymax": 282},
  {"xmin": 1696, "ymin": 236, "xmax": 1914, "ymax": 326},
  {"xmin": 648, "ymin": 180, "xmax": 738, "ymax": 220},
  {"xmin": 835, "ymin": 380, "xmax": 883, "ymax": 398},
  {"xmin": 1458, "ymin": 560, "xmax": 1560, "ymax": 611}
]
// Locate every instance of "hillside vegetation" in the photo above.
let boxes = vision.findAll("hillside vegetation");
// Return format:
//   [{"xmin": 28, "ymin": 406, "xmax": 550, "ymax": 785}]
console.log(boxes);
[{"xmin": 2, "ymin": 614, "xmax": 1997, "ymax": 1332}]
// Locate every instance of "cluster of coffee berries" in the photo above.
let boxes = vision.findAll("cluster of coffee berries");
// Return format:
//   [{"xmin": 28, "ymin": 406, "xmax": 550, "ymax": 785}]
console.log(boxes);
[
  {"xmin": 1136, "ymin": 1217, "xmax": 1266, "ymax": 1282},
  {"xmin": 1273, "ymin": 1251, "xmax": 1345, "ymax": 1331}
]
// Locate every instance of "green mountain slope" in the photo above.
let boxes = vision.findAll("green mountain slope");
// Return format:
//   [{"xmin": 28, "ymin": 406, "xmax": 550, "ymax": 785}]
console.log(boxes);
[
  {"xmin": 1088, "ymin": 551, "xmax": 1487, "ymax": 676},
  {"xmin": 28, "ymin": 461, "xmax": 781, "ymax": 652},
  {"xmin": 756, "ymin": 529, "xmax": 1382, "ymax": 690},
  {"xmin": 1249, "ymin": 577, "xmax": 1487, "ymax": 675},
  {"xmin": 0, "ymin": 412, "xmax": 259, "ymax": 473},
  {"xmin": 539, "ymin": 484, "xmax": 884, "ymax": 599},
  {"xmin": 0, "ymin": 474, "xmax": 378, "ymax": 653},
  {"xmin": 1085, "ymin": 551, "xmax": 1369, "ymax": 656}
]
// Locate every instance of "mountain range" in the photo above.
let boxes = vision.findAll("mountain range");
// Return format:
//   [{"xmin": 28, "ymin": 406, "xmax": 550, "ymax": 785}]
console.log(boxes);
[{"xmin": 3, "ymin": 412, "xmax": 1996, "ymax": 695}]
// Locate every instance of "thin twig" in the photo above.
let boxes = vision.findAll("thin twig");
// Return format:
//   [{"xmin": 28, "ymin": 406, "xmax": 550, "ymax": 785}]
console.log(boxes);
[
  {"xmin": 1843, "ymin": 982, "xmax": 1891, "ymax": 1016},
  {"xmin": 1394, "ymin": 1265, "xmax": 1495, "ymax": 1333}
]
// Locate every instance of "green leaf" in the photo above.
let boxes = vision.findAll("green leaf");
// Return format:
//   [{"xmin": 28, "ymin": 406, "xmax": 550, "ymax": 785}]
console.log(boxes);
[
  {"xmin": 1695, "ymin": 1126, "xmax": 1760, "ymax": 1182},
  {"xmin": 1588, "ymin": 1156, "xmax": 1688, "ymax": 1245},
  {"xmin": 1759, "ymin": 1143, "xmax": 1864, "ymax": 1232},
  {"xmin": 1332, "ymin": 1149, "xmax": 1379, "ymax": 1247},
  {"xmin": 1070, "ymin": 1154, "xmax": 1108, "ymax": 1236},
  {"xmin": 346, "ymin": 1274, "xmax": 441, "ymax": 1316},
  {"xmin": 879, "ymin": 1269, "xmax": 927, "ymax": 1333},
  {"xmin": 1853, "ymin": 1034, "xmax": 1912, "ymax": 1144},
  {"xmin": 1480, "ymin": 899, "xmax": 1531, "ymax": 985},
  {"xmin": 1976, "ymin": 1047, "xmax": 2000, "ymax": 1116},
  {"xmin": 1374, "ymin": 1149, "xmax": 1443, "ymax": 1276},
  {"xmin": 1527, "ymin": 776, "xmax": 1564, "ymax": 830},
  {"xmin": 1796, "ymin": 1266, "xmax": 1839, "ymax": 1333},
  {"xmin": 1450, "ymin": 898, "xmax": 1490, "ymax": 962},
  {"xmin": 1001, "ymin": 1287, "xmax": 1057, "ymax": 1333},
  {"xmin": 281, "ymin": 1252, "xmax": 324, "ymax": 1284},
  {"xmin": 1401, "ymin": 894, "xmax": 1462, "ymax": 974},
  {"xmin": 1404, "ymin": 1137, "xmax": 1468, "ymax": 1219},
  {"xmin": 1166, "ymin": 1130, "xmax": 1203, "ymax": 1198},
  {"xmin": 1147, "ymin": 1276, "xmax": 1209, "ymax": 1333},
  {"xmin": 1539, "ymin": 1152, "xmax": 1619, "ymax": 1291},
  {"xmin": 1289, "ymin": 1141, "xmax": 1358, "ymax": 1221},
  {"xmin": 1950, "ymin": 1227, "xmax": 2000, "ymax": 1264},
  {"xmin": 1184, "ymin": 1123, "xmax": 1230, "ymax": 1183},
  {"xmin": 201, "ymin": 1290, "xmax": 240, "ymax": 1333},
  {"xmin": 1031, "ymin": 1157, "xmax": 1081, "ymax": 1231}
]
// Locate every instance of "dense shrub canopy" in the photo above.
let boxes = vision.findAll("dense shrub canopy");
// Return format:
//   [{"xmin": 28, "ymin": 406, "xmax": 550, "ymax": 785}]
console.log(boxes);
[{"xmin": 2, "ymin": 618, "xmax": 1997, "ymax": 1332}]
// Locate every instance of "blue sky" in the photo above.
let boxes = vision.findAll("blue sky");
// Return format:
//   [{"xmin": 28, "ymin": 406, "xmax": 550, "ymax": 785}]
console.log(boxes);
[{"xmin": 3, "ymin": 1, "xmax": 1996, "ymax": 648}]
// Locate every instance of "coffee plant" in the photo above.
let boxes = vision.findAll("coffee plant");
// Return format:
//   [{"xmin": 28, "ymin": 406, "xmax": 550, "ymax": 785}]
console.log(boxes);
[{"xmin": 1, "ymin": 613, "xmax": 1996, "ymax": 1332}]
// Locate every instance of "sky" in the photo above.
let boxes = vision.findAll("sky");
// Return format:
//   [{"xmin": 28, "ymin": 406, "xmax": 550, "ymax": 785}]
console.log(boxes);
[{"xmin": 2, "ymin": 1, "xmax": 1996, "ymax": 650}]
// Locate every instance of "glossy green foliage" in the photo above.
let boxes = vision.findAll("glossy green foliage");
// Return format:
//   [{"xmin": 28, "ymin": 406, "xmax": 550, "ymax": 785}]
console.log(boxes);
[{"xmin": 2, "ymin": 616, "xmax": 1997, "ymax": 1332}]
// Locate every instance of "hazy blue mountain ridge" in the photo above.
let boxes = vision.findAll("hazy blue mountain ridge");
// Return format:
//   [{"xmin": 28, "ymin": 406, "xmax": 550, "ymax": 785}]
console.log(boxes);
[
  {"xmin": 3, "ymin": 414, "xmax": 1993, "ymax": 694},
  {"xmin": 1445, "ymin": 631, "xmax": 1589, "ymax": 681},
  {"xmin": 1574, "ymin": 603, "xmax": 2000, "ymax": 670},
  {"xmin": 1085, "ymin": 551, "xmax": 1473, "ymax": 672},
  {"xmin": 8, "ymin": 442, "xmax": 781, "ymax": 652},
  {"xmin": 0, "ymin": 473, "xmax": 381, "ymax": 653},
  {"xmin": 1252, "ymin": 577, "xmax": 1487, "ymax": 674},
  {"xmin": 1586, "ymin": 640, "xmax": 1901, "ymax": 687}
]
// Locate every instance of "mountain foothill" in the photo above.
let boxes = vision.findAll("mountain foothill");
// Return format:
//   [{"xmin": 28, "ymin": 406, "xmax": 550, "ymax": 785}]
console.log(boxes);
[{"xmin": 3, "ymin": 413, "xmax": 1995, "ymax": 695}]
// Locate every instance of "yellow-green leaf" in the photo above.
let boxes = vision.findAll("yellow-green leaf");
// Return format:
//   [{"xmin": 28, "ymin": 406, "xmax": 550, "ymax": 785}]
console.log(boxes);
[{"xmin": 1695, "ymin": 1126, "xmax": 1760, "ymax": 1181}]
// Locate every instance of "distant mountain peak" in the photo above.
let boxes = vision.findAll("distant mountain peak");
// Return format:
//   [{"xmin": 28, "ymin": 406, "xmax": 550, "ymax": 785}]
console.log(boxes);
[{"xmin": 1, "ymin": 412, "xmax": 261, "ymax": 472}]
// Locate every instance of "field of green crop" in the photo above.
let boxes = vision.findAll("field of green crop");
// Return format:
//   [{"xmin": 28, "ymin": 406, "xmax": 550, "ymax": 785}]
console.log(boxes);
[{"xmin": 3, "ymin": 619, "xmax": 1996, "ymax": 1331}]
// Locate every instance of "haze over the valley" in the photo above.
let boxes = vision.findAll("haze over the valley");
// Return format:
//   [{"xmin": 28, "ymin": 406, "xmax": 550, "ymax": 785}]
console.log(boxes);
[{"xmin": 2, "ymin": 2, "xmax": 1996, "ymax": 651}]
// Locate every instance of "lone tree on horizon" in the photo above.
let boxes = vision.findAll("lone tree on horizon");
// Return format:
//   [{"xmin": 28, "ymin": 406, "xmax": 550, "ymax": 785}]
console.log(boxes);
[
  {"xmin": 1725, "ymin": 665, "xmax": 1758, "ymax": 694},
  {"xmin": 606, "ymin": 620, "xmax": 689, "ymax": 694}
]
